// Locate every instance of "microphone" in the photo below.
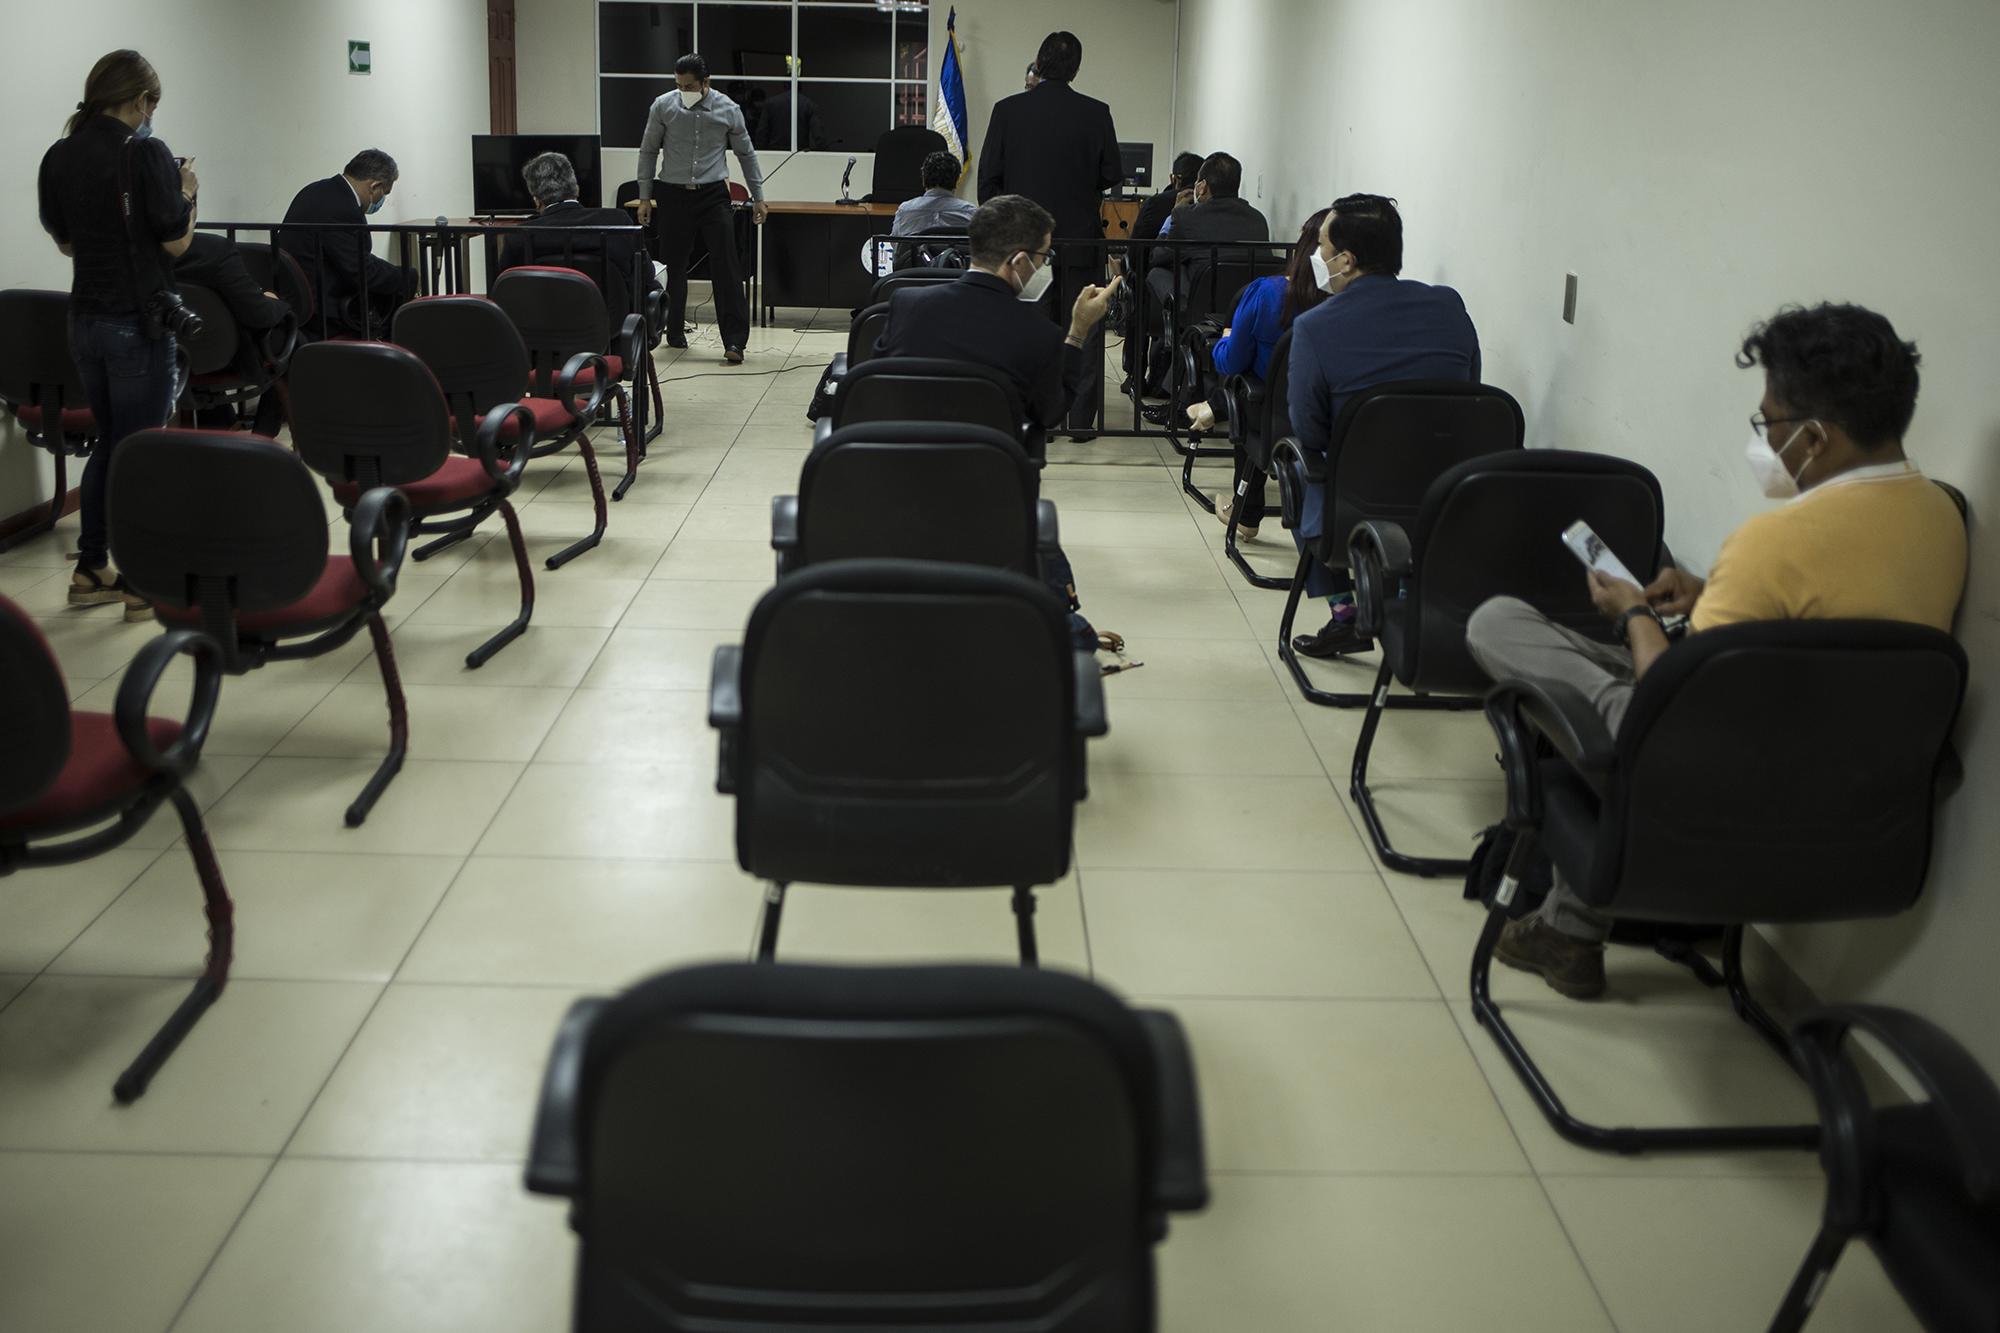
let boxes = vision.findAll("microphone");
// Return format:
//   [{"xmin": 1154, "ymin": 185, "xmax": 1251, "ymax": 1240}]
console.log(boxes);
[
  {"xmin": 835, "ymin": 155, "xmax": 860, "ymax": 206},
  {"xmin": 430, "ymin": 215, "xmax": 449, "ymax": 293}
]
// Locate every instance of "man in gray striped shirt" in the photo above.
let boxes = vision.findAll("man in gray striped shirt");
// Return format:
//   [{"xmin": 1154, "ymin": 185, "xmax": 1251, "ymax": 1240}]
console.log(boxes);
[{"xmin": 635, "ymin": 53, "xmax": 766, "ymax": 362}]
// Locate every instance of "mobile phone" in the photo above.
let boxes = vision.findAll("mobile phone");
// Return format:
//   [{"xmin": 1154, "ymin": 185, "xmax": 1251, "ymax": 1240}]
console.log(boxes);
[
  {"xmin": 1560, "ymin": 519, "xmax": 1640, "ymax": 587},
  {"xmin": 173, "ymin": 157, "xmax": 188, "ymax": 168}
]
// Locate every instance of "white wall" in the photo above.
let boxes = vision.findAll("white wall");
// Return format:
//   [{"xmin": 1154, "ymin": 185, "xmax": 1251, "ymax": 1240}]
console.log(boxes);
[
  {"xmin": 1179, "ymin": 0, "xmax": 2000, "ymax": 1069},
  {"xmin": 516, "ymin": 0, "xmax": 1180, "ymax": 208},
  {"xmin": 0, "ymin": 0, "xmax": 491, "ymax": 519}
]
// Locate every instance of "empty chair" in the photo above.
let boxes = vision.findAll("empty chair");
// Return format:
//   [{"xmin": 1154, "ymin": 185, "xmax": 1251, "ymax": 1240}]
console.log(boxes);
[
  {"xmin": 866, "ymin": 265, "xmax": 963, "ymax": 306},
  {"xmin": 0, "ymin": 595, "xmax": 232, "ymax": 1103},
  {"xmin": 709, "ymin": 560, "xmax": 1107, "ymax": 965},
  {"xmin": 292, "ymin": 335, "xmax": 538, "ymax": 669},
  {"xmin": 772, "ymin": 423, "xmax": 1056, "ymax": 578},
  {"xmin": 0, "ymin": 289, "xmax": 96, "ymax": 552},
  {"xmin": 1474, "ymin": 620, "xmax": 1968, "ymax": 1153},
  {"xmin": 818, "ymin": 356, "xmax": 1031, "ymax": 454},
  {"xmin": 1273, "ymin": 379, "xmax": 1524, "ymax": 707},
  {"xmin": 1772, "ymin": 1005, "xmax": 2000, "ymax": 1333},
  {"xmin": 1218, "ymin": 325, "xmax": 1296, "ymax": 589},
  {"xmin": 526, "ymin": 961, "xmax": 1208, "ymax": 1331},
  {"xmin": 491, "ymin": 265, "xmax": 638, "ymax": 563},
  {"xmin": 1345, "ymin": 450, "xmax": 1666, "ymax": 875},
  {"xmin": 821, "ymin": 300, "xmax": 890, "ymax": 390},
  {"xmin": 109, "ymin": 430, "xmax": 413, "ymax": 826}
]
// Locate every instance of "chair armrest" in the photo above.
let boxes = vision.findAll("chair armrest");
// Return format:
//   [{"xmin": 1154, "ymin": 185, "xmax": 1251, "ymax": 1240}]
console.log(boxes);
[
  {"xmin": 616, "ymin": 314, "xmax": 644, "ymax": 373},
  {"xmin": 1036, "ymin": 500, "xmax": 1060, "ymax": 557},
  {"xmin": 1223, "ymin": 373, "xmax": 1266, "ymax": 447},
  {"xmin": 473, "ymin": 403, "xmax": 534, "ymax": 490},
  {"xmin": 1485, "ymin": 675, "xmax": 1616, "ymax": 787},
  {"xmin": 812, "ymin": 416, "xmax": 834, "ymax": 450},
  {"xmin": 1793, "ymin": 1005, "xmax": 2000, "ymax": 1203},
  {"xmin": 113, "ymin": 629, "xmax": 224, "ymax": 779},
  {"xmin": 552, "ymin": 352, "xmax": 613, "ymax": 424},
  {"xmin": 771, "ymin": 496, "xmax": 800, "ymax": 552},
  {"xmin": 1348, "ymin": 519, "xmax": 1413, "ymax": 639},
  {"xmin": 260, "ymin": 313, "xmax": 301, "ymax": 379},
  {"xmin": 524, "ymin": 996, "xmax": 608, "ymax": 1198},
  {"xmin": 348, "ymin": 487, "xmax": 412, "ymax": 599},
  {"xmin": 1073, "ymin": 651, "xmax": 1109, "ymax": 737},
  {"xmin": 1270, "ymin": 436, "xmax": 1323, "ymax": 538},
  {"xmin": 709, "ymin": 644, "xmax": 744, "ymax": 793},
  {"xmin": 827, "ymin": 353, "xmax": 849, "ymax": 383},
  {"xmin": 1136, "ymin": 1009, "xmax": 1209, "ymax": 1214}
]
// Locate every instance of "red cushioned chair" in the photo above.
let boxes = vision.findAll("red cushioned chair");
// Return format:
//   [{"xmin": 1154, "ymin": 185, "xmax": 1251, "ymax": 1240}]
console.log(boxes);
[
  {"xmin": 492, "ymin": 265, "xmax": 648, "ymax": 535},
  {"xmin": 502, "ymin": 233, "xmax": 667, "ymax": 448},
  {"xmin": 176, "ymin": 283, "xmax": 299, "ymax": 429},
  {"xmin": 0, "ymin": 289, "xmax": 98, "ymax": 553},
  {"xmin": 109, "ymin": 430, "xmax": 412, "ymax": 826},
  {"xmin": 292, "ymin": 334, "xmax": 538, "ymax": 669},
  {"xmin": 0, "ymin": 594, "xmax": 232, "ymax": 1103}
]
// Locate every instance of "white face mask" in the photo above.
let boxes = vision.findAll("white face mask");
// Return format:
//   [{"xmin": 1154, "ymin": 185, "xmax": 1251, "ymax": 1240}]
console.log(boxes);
[
  {"xmin": 1745, "ymin": 422, "xmax": 1815, "ymax": 500},
  {"xmin": 1310, "ymin": 249, "xmax": 1338, "ymax": 294},
  {"xmin": 1015, "ymin": 253, "xmax": 1055, "ymax": 303},
  {"xmin": 678, "ymin": 87, "xmax": 704, "ymax": 109}
]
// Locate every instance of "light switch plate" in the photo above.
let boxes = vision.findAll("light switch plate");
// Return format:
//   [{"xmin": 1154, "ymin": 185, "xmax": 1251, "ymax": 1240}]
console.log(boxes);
[{"xmin": 1562, "ymin": 272, "xmax": 1578, "ymax": 324}]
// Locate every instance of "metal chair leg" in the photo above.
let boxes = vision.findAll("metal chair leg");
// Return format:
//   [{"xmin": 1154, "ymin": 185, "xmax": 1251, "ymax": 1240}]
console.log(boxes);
[
  {"xmin": 1224, "ymin": 463, "xmax": 1289, "ymax": 591},
  {"xmin": 113, "ymin": 788, "xmax": 233, "ymax": 1103},
  {"xmin": 545, "ymin": 435, "xmax": 608, "ymax": 570},
  {"xmin": 1766, "ymin": 1223, "xmax": 1851, "ymax": 1333},
  {"xmin": 345, "ymin": 613, "xmax": 408, "ymax": 827},
  {"xmin": 1278, "ymin": 550, "xmax": 1371, "ymax": 708},
  {"xmin": 466, "ymin": 499, "xmax": 534, "ymax": 669},
  {"xmin": 611, "ymin": 385, "xmax": 640, "ymax": 502},
  {"xmin": 756, "ymin": 882, "xmax": 787, "ymax": 961},
  {"xmin": 1012, "ymin": 886, "xmax": 1040, "ymax": 967},
  {"xmin": 411, "ymin": 526, "xmax": 475, "ymax": 563},
  {"xmin": 1351, "ymin": 658, "xmax": 1475, "ymax": 877},
  {"xmin": 643, "ymin": 354, "xmax": 664, "ymax": 447}
]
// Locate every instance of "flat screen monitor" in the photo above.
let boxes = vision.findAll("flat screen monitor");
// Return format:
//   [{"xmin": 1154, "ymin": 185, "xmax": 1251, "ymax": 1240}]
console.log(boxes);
[
  {"xmin": 471, "ymin": 135, "xmax": 603, "ymax": 214},
  {"xmin": 1119, "ymin": 142, "xmax": 1153, "ymax": 191}
]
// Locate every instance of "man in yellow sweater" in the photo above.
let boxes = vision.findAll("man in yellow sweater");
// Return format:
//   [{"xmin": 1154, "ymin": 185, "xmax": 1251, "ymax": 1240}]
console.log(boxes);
[{"xmin": 1465, "ymin": 302, "xmax": 1967, "ymax": 999}]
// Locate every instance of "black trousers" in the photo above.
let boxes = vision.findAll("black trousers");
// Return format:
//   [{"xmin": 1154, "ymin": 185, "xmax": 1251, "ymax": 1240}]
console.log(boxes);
[
  {"xmin": 1055, "ymin": 249, "xmax": 1105, "ymax": 432},
  {"xmin": 659, "ymin": 182, "xmax": 749, "ymax": 349}
]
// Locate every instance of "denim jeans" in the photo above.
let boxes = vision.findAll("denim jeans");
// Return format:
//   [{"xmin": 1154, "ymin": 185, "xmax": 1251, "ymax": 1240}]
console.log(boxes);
[{"xmin": 70, "ymin": 312, "xmax": 177, "ymax": 568}]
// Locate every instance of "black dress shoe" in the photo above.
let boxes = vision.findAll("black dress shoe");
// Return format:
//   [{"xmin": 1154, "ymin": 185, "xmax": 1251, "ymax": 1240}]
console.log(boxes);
[
  {"xmin": 1292, "ymin": 619, "xmax": 1375, "ymax": 659},
  {"xmin": 666, "ymin": 338, "xmax": 689, "ymax": 350},
  {"xmin": 1066, "ymin": 430, "xmax": 1097, "ymax": 443},
  {"xmin": 724, "ymin": 347, "xmax": 745, "ymax": 365}
]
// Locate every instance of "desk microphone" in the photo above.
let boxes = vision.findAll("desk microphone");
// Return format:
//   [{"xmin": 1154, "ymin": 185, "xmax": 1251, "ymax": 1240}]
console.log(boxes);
[
  {"xmin": 835, "ymin": 155, "xmax": 861, "ymax": 205},
  {"xmin": 430, "ymin": 215, "xmax": 449, "ymax": 292}
]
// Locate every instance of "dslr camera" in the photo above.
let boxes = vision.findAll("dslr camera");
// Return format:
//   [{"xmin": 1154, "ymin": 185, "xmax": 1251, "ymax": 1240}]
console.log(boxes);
[{"xmin": 142, "ymin": 288, "xmax": 205, "ymax": 341}]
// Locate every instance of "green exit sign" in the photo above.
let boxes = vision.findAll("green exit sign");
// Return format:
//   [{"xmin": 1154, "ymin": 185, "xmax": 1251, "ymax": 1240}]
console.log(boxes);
[{"xmin": 348, "ymin": 41, "xmax": 371, "ymax": 75}]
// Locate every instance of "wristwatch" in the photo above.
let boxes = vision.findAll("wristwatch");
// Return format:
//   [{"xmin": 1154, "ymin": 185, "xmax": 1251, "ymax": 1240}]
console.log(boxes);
[{"xmin": 1615, "ymin": 604, "xmax": 1662, "ymax": 646}]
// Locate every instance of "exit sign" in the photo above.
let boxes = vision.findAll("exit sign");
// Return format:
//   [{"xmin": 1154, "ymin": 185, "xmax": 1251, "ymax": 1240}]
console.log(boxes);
[{"xmin": 348, "ymin": 41, "xmax": 371, "ymax": 75}]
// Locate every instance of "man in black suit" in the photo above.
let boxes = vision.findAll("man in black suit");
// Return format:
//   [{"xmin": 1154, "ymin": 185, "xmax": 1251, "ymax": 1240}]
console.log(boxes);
[
  {"xmin": 976, "ymin": 31, "xmax": 1120, "ymax": 441},
  {"xmin": 501, "ymin": 151, "xmax": 663, "ymax": 345},
  {"xmin": 1133, "ymin": 151, "xmax": 1204, "ymax": 244},
  {"xmin": 871, "ymin": 194, "xmax": 1123, "ymax": 651},
  {"xmin": 279, "ymin": 148, "xmax": 416, "ymax": 338},
  {"xmin": 1135, "ymin": 151, "xmax": 1270, "ymax": 396}
]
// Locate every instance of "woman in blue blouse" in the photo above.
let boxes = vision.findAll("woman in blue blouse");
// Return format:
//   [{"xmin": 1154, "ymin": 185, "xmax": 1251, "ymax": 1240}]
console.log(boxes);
[{"xmin": 1188, "ymin": 208, "xmax": 1329, "ymax": 538}]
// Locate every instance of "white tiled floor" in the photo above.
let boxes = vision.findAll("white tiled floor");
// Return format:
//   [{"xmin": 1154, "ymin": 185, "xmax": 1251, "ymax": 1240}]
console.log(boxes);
[{"xmin": 0, "ymin": 324, "xmax": 1921, "ymax": 1332}]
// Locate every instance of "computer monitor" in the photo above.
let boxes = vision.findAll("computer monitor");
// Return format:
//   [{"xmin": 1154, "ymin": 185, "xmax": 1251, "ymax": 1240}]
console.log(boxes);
[
  {"xmin": 1118, "ymin": 142, "xmax": 1153, "ymax": 193},
  {"xmin": 471, "ymin": 135, "xmax": 603, "ymax": 214}
]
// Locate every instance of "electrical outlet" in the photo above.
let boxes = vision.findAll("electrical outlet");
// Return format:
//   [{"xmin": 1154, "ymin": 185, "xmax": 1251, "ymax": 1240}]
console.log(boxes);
[{"xmin": 1562, "ymin": 272, "xmax": 1579, "ymax": 324}]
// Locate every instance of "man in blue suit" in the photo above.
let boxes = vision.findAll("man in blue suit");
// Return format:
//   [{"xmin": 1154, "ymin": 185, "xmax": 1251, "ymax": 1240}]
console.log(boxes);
[{"xmin": 1285, "ymin": 194, "xmax": 1481, "ymax": 657}]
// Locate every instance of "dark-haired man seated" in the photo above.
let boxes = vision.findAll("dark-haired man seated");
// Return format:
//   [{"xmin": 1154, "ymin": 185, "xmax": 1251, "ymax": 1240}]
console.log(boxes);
[
  {"xmin": 1467, "ymin": 302, "xmax": 1967, "ymax": 1000},
  {"xmin": 893, "ymin": 152, "xmax": 978, "ymax": 237},
  {"xmin": 500, "ymin": 150, "xmax": 662, "ymax": 342},
  {"xmin": 1135, "ymin": 151, "xmax": 1268, "ymax": 402},
  {"xmin": 871, "ymin": 193, "xmax": 1124, "ymax": 654},
  {"xmin": 1287, "ymin": 193, "xmax": 1481, "ymax": 658}
]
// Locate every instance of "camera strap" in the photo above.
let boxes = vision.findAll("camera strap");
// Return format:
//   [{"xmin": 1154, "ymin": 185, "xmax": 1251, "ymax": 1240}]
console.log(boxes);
[{"xmin": 117, "ymin": 133, "xmax": 172, "ymax": 303}]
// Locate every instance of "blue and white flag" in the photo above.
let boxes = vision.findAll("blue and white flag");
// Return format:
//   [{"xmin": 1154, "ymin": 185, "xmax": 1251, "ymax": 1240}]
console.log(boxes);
[{"xmin": 932, "ymin": 7, "xmax": 970, "ymax": 182}]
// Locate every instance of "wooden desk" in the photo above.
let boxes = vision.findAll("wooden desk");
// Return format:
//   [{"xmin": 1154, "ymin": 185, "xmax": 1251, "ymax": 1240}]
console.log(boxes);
[
  {"xmin": 758, "ymin": 201, "xmax": 900, "ymax": 322},
  {"xmin": 1100, "ymin": 198, "xmax": 1144, "ymax": 241}
]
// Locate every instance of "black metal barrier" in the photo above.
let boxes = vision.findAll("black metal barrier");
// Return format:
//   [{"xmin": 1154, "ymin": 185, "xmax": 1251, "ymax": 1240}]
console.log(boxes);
[{"xmin": 862, "ymin": 234, "xmax": 1291, "ymax": 508}]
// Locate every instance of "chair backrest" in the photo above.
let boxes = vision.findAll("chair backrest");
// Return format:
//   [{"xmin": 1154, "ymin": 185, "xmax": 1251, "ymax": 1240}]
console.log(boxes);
[
  {"xmin": 868, "ymin": 266, "xmax": 962, "ymax": 306},
  {"xmin": 175, "ymin": 285, "xmax": 241, "ymax": 378},
  {"xmin": 569, "ymin": 961, "xmax": 1162, "ymax": 1331},
  {"xmin": 0, "ymin": 289, "xmax": 92, "ymax": 444},
  {"xmin": 1394, "ymin": 450, "xmax": 1665, "ymax": 691},
  {"xmin": 1172, "ymin": 245, "xmax": 1288, "ymax": 321},
  {"xmin": 736, "ymin": 560, "xmax": 1079, "ymax": 889},
  {"xmin": 490, "ymin": 265, "xmax": 611, "ymax": 394},
  {"xmin": 287, "ymin": 341, "xmax": 453, "ymax": 490},
  {"xmin": 829, "ymin": 357, "xmax": 1027, "ymax": 445},
  {"xmin": 393, "ymin": 296, "xmax": 532, "ymax": 453},
  {"xmin": 506, "ymin": 233, "xmax": 645, "ymax": 344},
  {"xmin": 0, "ymin": 595, "xmax": 72, "ymax": 820},
  {"xmin": 1593, "ymin": 621, "xmax": 1968, "ymax": 922},
  {"xmin": 797, "ymin": 424, "xmax": 1040, "ymax": 575},
  {"xmin": 895, "ymin": 226, "xmax": 970, "ymax": 273},
  {"xmin": 869, "ymin": 125, "xmax": 950, "ymax": 204},
  {"xmin": 109, "ymin": 430, "xmax": 329, "ymax": 626},
  {"xmin": 1326, "ymin": 380, "xmax": 1525, "ymax": 561},
  {"xmin": 232, "ymin": 240, "xmax": 315, "ymax": 331},
  {"xmin": 844, "ymin": 301, "xmax": 890, "ymax": 373},
  {"xmin": 1260, "ymin": 325, "xmax": 1296, "ymax": 445}
]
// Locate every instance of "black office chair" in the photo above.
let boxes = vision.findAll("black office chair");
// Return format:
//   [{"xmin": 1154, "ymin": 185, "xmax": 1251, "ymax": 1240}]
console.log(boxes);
[
  {"xmin": 821, "ymin": 300, "xmax": 890, "ymax": 389},
  {"xmin": 1273, "ymin": 379, "xmax": 1525, "ymax": 707},
  {"xmin": 174, "ymin": 284, "xmax": 299, "ymax": 428},
  {"xmin": 1, "ymin": 595, "xmax": 231, "ymax": 1103},
  {"xmin": 1771, "ymin": 1005, "xmax": 2000, "ymax": 1333},
  {"xmin": 1345, "ymin": 450, "xmax": 1666, "ymax": 875},
  {"xmin": 710, "ymin": 560, "xmax": 1108, "ymax": 965},
  {"xmin": 1473, "ymin": 620, "xmax": 1968, "ymax": 1154},
  {"xmin": 817, "ymin": 356, "xmax": 1032, "ymax": 455},
  {"xmin": 866, "ymin": 124, "xmax": 951, "ymax": 203},
  {"xmin": 292, "ymin": 334, "xmax": 538, "ymax": 669},
  {"xmin": 110, "ymin": 430, "xmax": 413, "ymax": 827},
  {"xmin": 505, "ymin": 234, "xmax": 667, "ymax": 447},
  {"xmin": 866, "ymin": 266, "xmax": 963, "ymax": 306},
  {"xmin": 1217, "ymin": 326, "xmax": 1296, "ymax": 590},
  {"xmin": 772, "ymin": 423, "xmax": 1058, "ymax": 579},
  {"xmin": 1145, "ymin": 245, "xmax": 1286, "ymax": 502},
  {"xmin": 893, "ymin": 224, "xmax": 971, "ymax": 273},
  {"xmin": 525, "ymin": 961, "xmax": 1207, "ymax": 1331},
  {"xmin": 0, "ymin": 289, "xmax": 96, "ymax": 552}
]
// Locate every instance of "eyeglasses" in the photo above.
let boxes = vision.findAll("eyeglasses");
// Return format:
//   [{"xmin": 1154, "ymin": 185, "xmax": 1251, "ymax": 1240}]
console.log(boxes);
[{"xmin": 1749, "ymin": 411, "xmax": 1811, "ymax": 440}]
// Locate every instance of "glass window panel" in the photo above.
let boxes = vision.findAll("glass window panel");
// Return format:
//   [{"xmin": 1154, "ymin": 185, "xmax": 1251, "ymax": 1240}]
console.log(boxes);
[
  {"xmin": 796, "ymin": 7, "xmax": 892, "ymax": 79},
  {"xmin": 600, "ymin": 77, "xmax": 678, "ymax": 148},
  {"xmin": 698, "ymin": 4, "xmax": 795, "ymax": 78},
  {"xmin": 894, "ymin": 13, "xmax": 928, "ymax": 83},
  {"xmin": 710, "ymin": 78, "xmax": 796, "ymax": 150},
  {"xmin": 893, "ymin": 83, "xmax": 929, "ymax": 128},
  {"xmin": 599, "ymin": 3, "xmax": 696, "ymax": 74},
  {"xmin": 798, "ymin": 81, "xmax": 891, "ymax": 154}
]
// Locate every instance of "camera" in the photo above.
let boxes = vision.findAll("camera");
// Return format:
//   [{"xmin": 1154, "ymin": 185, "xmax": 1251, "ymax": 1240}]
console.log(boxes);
[{"xmin": 142, "ymin": 289, "xmax": 205, "ymax": 341}]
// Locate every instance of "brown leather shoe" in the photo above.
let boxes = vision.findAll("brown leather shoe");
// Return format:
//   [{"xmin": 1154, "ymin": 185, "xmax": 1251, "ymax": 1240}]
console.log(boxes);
[{"xmin": 1494, "ymin": 916, "xmax": 1606, "ymax": 999}]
